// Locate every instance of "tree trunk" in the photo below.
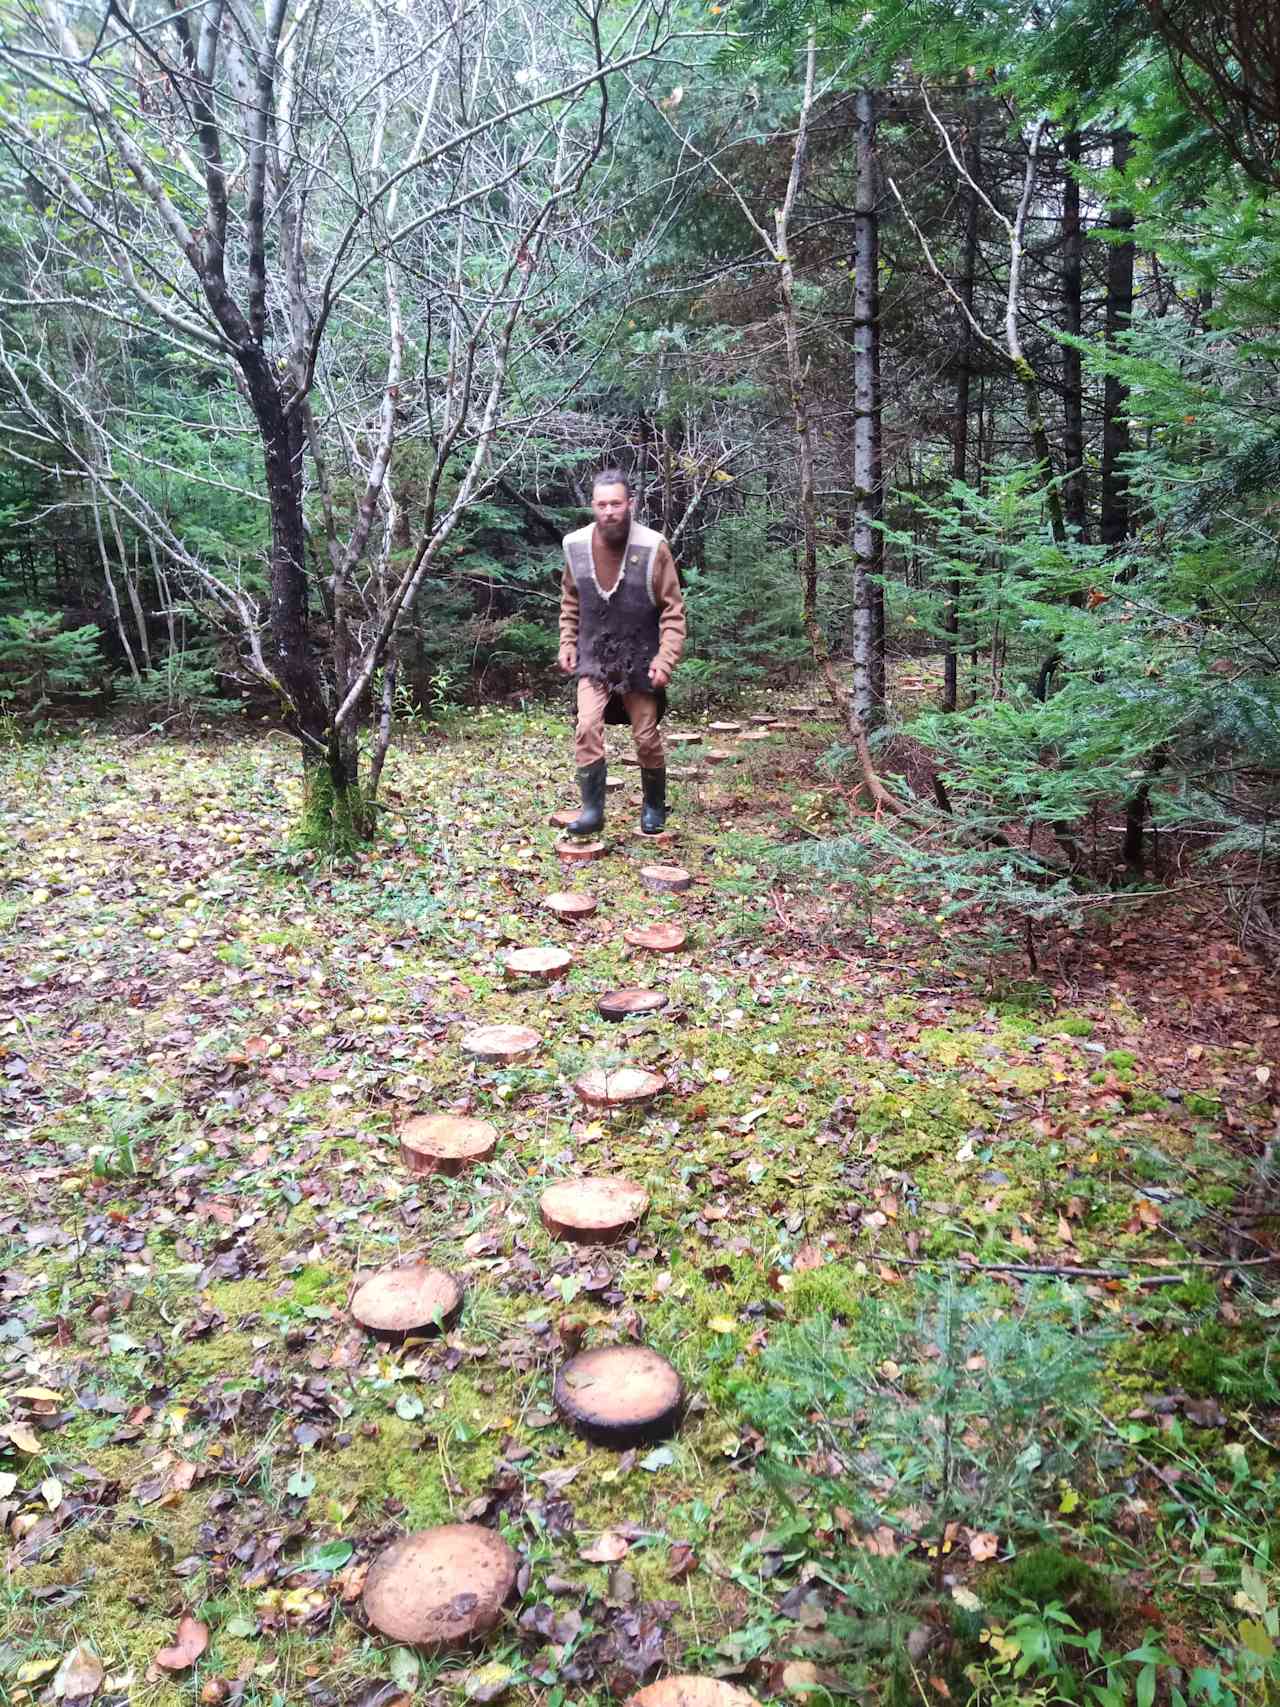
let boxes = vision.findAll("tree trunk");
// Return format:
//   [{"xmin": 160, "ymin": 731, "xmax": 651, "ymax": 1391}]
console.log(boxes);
[
  {"xmin": 1100, "ymin": 129, "xmax": 1134, "ymax": 550},
  {"xmin": 1061, "ymin": 131, "xmax": 1088, "ymax": 541},
  {"xmin": 851, "ymin": 87, "xmax": 885, "ymax": 731},
  {"xmin": 944, "ymin": 108, "xmax": 981, "ymax": 713}
]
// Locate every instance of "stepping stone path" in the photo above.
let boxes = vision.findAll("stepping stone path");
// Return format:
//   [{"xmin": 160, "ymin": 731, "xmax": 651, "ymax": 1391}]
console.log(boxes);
[
  {"xmin": 574, "ymin": 1065, "xmax": 666, "ymax": 1107},
  {"xmin": 363, "ymin": 1525, "xmax": 518, "ymax": 1647},
  {"xmin": 641, "ymin": 863, "xmax": 692, "ymax": 894},
  {"xmin": 748, "ymin": 713, "xmax": 777, "ymax": 725},
  {"xmin": 625, "ymin": 921, "xmax": 687, "ymax": 952},
  {"xmin": 556, "ymin": 836, "xmax": 607, "ymax": 862},
  {"xmin": 540, "ymin": 1175, "xmax": 649, "ymax": 1243},
  {"xmin": 554, "ymin": 1344, "xmax": 683, "ymax": 1445},
  {"xmin": 462, "ymin": 1023, "xmax": 541, "ymax": 1063},
  {"xmin": 351, "ymin": 1264, "xmax": 463, "ymax": 1341},
  {"xmin": 400, "ymin": 1113, "xmax": 498, "ymax": 1176},
  {"xmin": 544, "ymin": 890, "xmax": 597, "ymax": 918},
  {"xmin": 626, "ymin": 1683, "xmax": 760, "ymax": 1706},
  {"xmin": 502, "ymin": 945, "xmax": 572, "ymax": 981},
  {"xmin": 597, "ymin": 987, "xmax": 668, "ymax": 1020},
  {"xmin": 668, "ymin": 730, "xmax": 702, "ymax": 745}
]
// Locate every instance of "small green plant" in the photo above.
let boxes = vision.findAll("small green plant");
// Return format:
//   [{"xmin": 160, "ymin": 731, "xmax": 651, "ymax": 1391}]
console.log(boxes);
[{"xmin": 0, "ymin": 609, "xmax": 100, "ymax": 711}]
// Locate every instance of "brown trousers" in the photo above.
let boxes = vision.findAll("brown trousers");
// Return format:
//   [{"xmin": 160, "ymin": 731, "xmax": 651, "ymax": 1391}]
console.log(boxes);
[{"xmin": 575, "ymin": 677, "xmax": 664, "ymax": 768}]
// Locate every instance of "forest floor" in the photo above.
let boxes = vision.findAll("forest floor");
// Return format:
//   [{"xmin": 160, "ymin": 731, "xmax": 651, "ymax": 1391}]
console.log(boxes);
[{"xmin": 1, "ymin": 697, "xmax": 1279, "ymax": 1707}]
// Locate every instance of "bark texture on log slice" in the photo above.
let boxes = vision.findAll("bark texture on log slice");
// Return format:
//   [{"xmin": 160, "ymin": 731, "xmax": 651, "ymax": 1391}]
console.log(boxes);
[
  {"xmin": 461, "ymin": 1024, "xmax": 541, "ymax": 1063},
  {"xmin": 620, "ymin": 754, "xmax": 643, "ymax": 767},
  {"xmin": 705, "ymin": 749, "xmax": 735, "ymax": 764},
  {"xmin": 351, "ymin": 1264, "xmax": 463, "ymax": 1340},
  {"xmin": 555, "ymin": 1344, "xmax": 683, "ymax": 1446},
  {"xmin": 597, "ymin": 987, "xmax": 669, "ymax": 1021},
  {"xmin": 737, "ymin": 729, "xmax": 773, "ymax": 742},
  {"xmin": 502, "ymin": 946, "xmax": 572, "ymax": 982},
  {"xmin": 748, "ymin": 713, "xmax": 777, "ymax": 725},
  {"xmin": 624, "ymin": 922, "xmax": 687, "ymax": 952},
  {"xmin": 625, "ymin": 1681, "xmax": 760, "ymax": 1706},
  {"xmin": 770, "ymin": 721, "xmax": 799, "ymax": 732},
  {"xmin": 401, "ymin": 1113, "xmax": 498, "ymax": 1176},
  {"xmin": 668, "ymin": 731, "xmax": 702, "ymax": 745},
  {"xmin": 362, "ymin": 1525, "xmax": 517, "ymax": 1648},
  {"xmin": 548, "ymin": 808, "xmax": 580, "ymax": 828},
  {"xmin": 543, "ymin": 891, "xmax": 597, "ymax": 919},
  {"xmin": 707, "ymin": 721, "xmax": 742, "ymax": 734},
  {"xmin": 574, "ymin": 1065, "xmax": 667, "ymax": 1107},
  {"xmin": 540, "ymin": 1176, "xmax": 650, "ymax": 1243},
  {"xmin": 606, "ymin": 776, "xmax": 626, "ymax": 791},
  {"xmin": 556, "ymin": 837, "xmax": 607, "ymax": 862},
  {"xmin": 641, "ymin": 864, "xmax": 692, "ymax": 894},
  {"xmin": 787, "ymin": 704, "xmax": 819, "ymax": 717},
  {"xmin": 667, "ymin": 766, "xmax": 704, "ymax": 781}
]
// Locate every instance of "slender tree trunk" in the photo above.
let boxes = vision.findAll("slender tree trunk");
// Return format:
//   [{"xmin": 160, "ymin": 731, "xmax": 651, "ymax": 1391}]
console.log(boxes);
[
  {"xmin": 1100, "ymin": 129, "xmax": 1134, "ymax": 550},
  {"xmin": 1061, "ymin": 131, "xmax": 1088, "ymax": 540},
  {"xmin": 852, "ymin": 87, "xmax": 885, "ymax": 730},
  {"xmin": 944, "ymin": 109, "xmax": 981, "ymax": 713}
]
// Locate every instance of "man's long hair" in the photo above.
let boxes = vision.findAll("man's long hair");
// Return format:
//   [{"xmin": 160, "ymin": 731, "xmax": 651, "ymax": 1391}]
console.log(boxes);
[{"xmin": 592, "ymin": 467, "xmax": 632, "ymax": 496}]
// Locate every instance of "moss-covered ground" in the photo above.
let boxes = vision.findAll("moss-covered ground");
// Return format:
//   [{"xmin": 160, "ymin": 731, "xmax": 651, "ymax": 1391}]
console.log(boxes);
[{"xmin": 1, "ymin": 705, "xmax": 1278, "ymax": 1706}]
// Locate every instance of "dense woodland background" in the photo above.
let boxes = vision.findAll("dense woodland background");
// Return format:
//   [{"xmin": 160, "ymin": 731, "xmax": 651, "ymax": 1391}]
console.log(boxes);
[{"xmin": 1, "ymin": 0, "xmax": 1278, "ymax": 952}]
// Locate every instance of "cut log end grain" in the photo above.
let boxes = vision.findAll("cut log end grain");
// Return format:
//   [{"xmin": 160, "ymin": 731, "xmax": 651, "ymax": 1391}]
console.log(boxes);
[
  {"xmin": 461, "ymin": 1024, "xmax": 542, "ymax": 1063},
  {"xmin": 624, "ymin": 922, "xmax": 688, "ymax": 953},
  {"xmin": 748, "ymin": 713, "xmax": 778, "ymax": 725},
  {"xmin": 554, "ymin": 1344, "xmax": 683, "ymax": 1446},
  {"xmin": 555, "ymin": 837, "xmax": 607, "ymax": 862},
  {"xmin": 548, "ymin": 808, "xmax": 580, "ymax": 828},
  {"xmin": 573, "ymin": 1065, "xmax": 667, "ymax": 1107},
  {"xmin": 641, "ymin": 863, "xmax": 692, "ymax": 894},
  {"xmin": 543, "ymin": 891, "xmax": 597, "ymax": 919},
  {"xmin": 668, "ymin": 731, "xmax": 702, "ymax": 745},
  {"xmin": 666, "ymin": 767, "xmax": 704, "ymax": 782},
  {"xmin": 502, "ymin": 945, "xmax": 573, "ymax": 982},
  {"xmin": 362, "ymin": 1525, "xmax": 517, "ymax": 1648},
  {"xmin": 736, "ymin": 730, "xmax": 773, "ymax": 743},
  {"xmin": 787, "ymin": 703, "xmax": 819, "ymax": 716},
  {"xmin": 351, "ymin": 1265, "xmax": 463, "ymax": 1340},
  {"xmin": 625, "ymin": 1680, "xmax": 760, "ymax": 1706},
  {"xmin": 400, "ymin": 1113, "xmax": 498, "ymax": 1176},
  {"xmin": 597, "ymin": 987, "xmax": 669, "ymax": 1022},
  {"xmin": 606, "ymin": 776, "xmax": 626, "ymax": 791},
  {"xmin": 707, "ymin": 721, "xmax": 742, "ymax": 734},
  {"xmin": 705, "ymin": 750, "xmax": 735, "ymax": 764},
  {"xmin": 540, "ymin": 1175, "xmax": 650, "ymax": 1243}
]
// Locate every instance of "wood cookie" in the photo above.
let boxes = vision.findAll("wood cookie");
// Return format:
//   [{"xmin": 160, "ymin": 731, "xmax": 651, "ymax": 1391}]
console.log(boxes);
[
  {"xmin": 554, "ymin": 1344, "xmax": 683, "ymax": 1446},
  {"xmin": 540, "ymin": 1176, "xmax": 649, "ymax": 1243},
  {"xmin": 362, "ymin": 1524, "xmax": 517, "ymax": 1648},
  {"xmin": 543, "ymin": 891, "xmax": 597, "ymax": 919},
  {"xmin": 461, "ymin": 1024, "xmax": 541, "ymax": 1063},
  {"xmin": 573, "ymin": 1065, "xmax": 666, "ymax": 1107},
  {"xmin": 624, "ymin": 922, "xmax": 687, "ymax": 953},
  {"xmin": 400, "ymin": 1113, "xmax": 498, "ymax": 1176},
  {"xmin": 640, "ymin": 864, "xmax": 691, "ymax": 894},
  {"xmin": 502, "ymin": 946, "xmax": 572, "ymax": 982},
  {"xmin": 351, "ymin": 1264, "xmax": 463, "ymax": 1341}
]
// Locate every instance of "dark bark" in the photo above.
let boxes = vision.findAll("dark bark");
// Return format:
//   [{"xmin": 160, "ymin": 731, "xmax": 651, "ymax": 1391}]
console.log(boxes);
[
  {"xmin": 1061, "ymin": 131, "xmax": 1088, "ymax": 541},
  {"xmin": 944, "ymin": 108, "xmax": 981, "ymax": 714},
  {"xmin": 1100, "ymin": 129, "xmax": 1135, "ymax": 550},
  {"xmin": 851, "ymin": 87, "xmax": 885, "ymax": 731}
]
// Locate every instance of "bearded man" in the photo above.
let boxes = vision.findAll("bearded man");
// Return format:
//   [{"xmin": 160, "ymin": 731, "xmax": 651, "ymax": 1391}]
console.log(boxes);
[{"xmin": 558, "ymin": 470, "xmax": 687, "ymax": 836}]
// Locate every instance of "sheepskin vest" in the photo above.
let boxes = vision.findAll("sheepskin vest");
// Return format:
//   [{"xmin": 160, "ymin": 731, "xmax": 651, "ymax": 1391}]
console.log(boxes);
[{"xmin": 563, "ymin": 521, "xmax": 663, "ymax": 695}]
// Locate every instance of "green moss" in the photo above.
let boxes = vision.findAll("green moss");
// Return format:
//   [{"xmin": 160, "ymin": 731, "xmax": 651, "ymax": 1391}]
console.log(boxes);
[
  {"xmin": 1104, "ymin": 1050, "xmax": 1136, "ymax": 1072},
  {"xmin": 1184, "ymin": 1092, "xmax": 1222, "ymax": 1119},
  {"xmin": 990, "ymin": 1543, "xmax": 1118, "ymax": 1623},
  {"xmin": 787, "ymin": 1261, "xmax": 869, "ymax": 1320},
  {"xmin": 1055, "ymin": 1013, "xmax": 1095, "ymax": 1038}
]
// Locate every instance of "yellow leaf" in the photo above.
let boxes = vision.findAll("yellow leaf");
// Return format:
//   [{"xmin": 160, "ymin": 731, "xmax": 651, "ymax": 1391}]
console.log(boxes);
[
  {"xmin": 12, "ymin": 1387, "xmax": 61, "ymax": 1402},
  {"xmin": 16, "ymin": 1659, "xmax": 60, "ymax": 1685},
  {"xmin": 707, "ymin": 1316, "xmax": 738, "ymax": 1333}
]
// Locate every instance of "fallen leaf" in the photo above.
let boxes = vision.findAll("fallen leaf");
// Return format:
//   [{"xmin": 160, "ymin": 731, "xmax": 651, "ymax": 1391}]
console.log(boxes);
[
  {"xmin": 967, "ymin": 1530, "xmax": 1000, "ymax": 1561},
  {"xmin": 152, "ymin": 1614, "xmax": 209, "ymax": 1671},
  {"xmin": 578, "ymin": 1531, "xmax": 630, "ymax": 1563},
  {"xmin": 794, "ymin": 1242, "xmax": 824, "ymax": 1271},
  {"xmin": 54, "ymin": 1644, "xmax": 104, "ymax": 1700}
]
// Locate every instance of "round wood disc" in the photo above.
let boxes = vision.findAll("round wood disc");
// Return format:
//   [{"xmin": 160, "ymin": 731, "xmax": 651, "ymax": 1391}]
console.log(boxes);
[
  {"xmin": 363, "ymin": 1524, "xmax": 517, "ymax": 1647},
  {"xmin": 667, "ymin": 766, "xmax": 704, "ymax": 781},
  {"xmin": 548, "ymin": 808, "xmax": 580, "ymax": 828},
  {"xmin": 707, "ymin": 722, "xmax": 742, "ymax": 734},
  {"xmin": 625, "ymin": 1681, "xmax": 760, "ymax": 1707},
  {"xmin": 554, "ymin": 1345, "xmax": 683, "ymax": 1446},
  {"xmin": 574, "ymin": 1065, "xmax": 667, "ymax": 1107},
  {"xmin": 606, "ymin": 777, "xmax": 626, "ymax": 791},
  {"xmin": 770, "ymin": 720, "xmax": 799, "ymax": 731},
  {"xmin": 540, "ymin": 1176, "xmax": 650, "ymax": 1243},
  {"xmin": 787, "ymin": 703, "xmax": 819, "ymax": 717},
  {"xmin": 502, "ymin": 946, "xmax": 572, "ymax": 982},
  {"xmin": 401, "ymin": 1113, "xmax": 498, "ymax": 1176},
  {"xmin": 624, "ymin": 922, "xmax": 687, "ymax": 952},
  {"xmin": 462, "ymin": 1024, "xmax": 541, "ymax": 1063},
  {"xmin": 737, "ymin": 729, "xmax": 773, "ymax": 742},
  {"xmin": 556, "ymin": 837, "xmax": 607, "ymax": 862},
  {"xmin": 748, "ymin": 713, "xmax": 777, "ymax": 725},
  {"xmin": 620, "ymin": 754, "xmax": 643, "ymax": 767},
  {"xmin": 705, "ymin": 749, "xmax": 735, "ymax": 764},
  {"xmin": 543, "ymin": 890, "xmax": 597, "ymax": 919},
  {"xmin": 597, "ymin": 987, "xmax": 669, "ymax": 1021},
  {"xmin": 351, "ymin": 1265, "xmax": 463, "ymax": 1340},
  {"xmin": 641, "ymin": 864, "xmax": 692, "ymax": 894},
  {"xmin": 668, "ymin": 731, "xmax": 702, "ymax": 745}
]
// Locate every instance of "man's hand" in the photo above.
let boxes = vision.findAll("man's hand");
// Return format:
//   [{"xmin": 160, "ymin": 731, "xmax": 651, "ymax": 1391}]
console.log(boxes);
[
  {"xmin": 558, "ymin": 644, "xmax": 576, "ymax": 675},
  {"xmin": 648, "ymin": 660, "xmax": 671, "ymax": 690}
]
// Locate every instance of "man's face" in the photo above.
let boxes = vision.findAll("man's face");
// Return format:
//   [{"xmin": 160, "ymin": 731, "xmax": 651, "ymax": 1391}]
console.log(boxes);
[{"xmin": 592, "ymin": 482, "xmax": 631, "ymax": 544}]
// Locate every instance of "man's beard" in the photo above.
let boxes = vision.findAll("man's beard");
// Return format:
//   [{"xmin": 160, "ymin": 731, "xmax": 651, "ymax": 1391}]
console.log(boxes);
[{"xmin": 598, "ymin": 516, "xmax": 629, "ymax": 544}]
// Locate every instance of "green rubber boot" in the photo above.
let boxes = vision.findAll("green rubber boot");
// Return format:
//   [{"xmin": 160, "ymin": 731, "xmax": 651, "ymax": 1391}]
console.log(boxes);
[
  {"xmin": 640, "ymin": 767, "xmax": 668, "ymax": 835},
  {"xmin": 567, "ymin": 759, "xmax": 607, "ymax": 836}
]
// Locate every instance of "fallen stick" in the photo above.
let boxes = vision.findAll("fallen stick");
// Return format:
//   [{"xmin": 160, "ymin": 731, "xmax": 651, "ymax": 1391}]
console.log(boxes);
[{"xmin": 872, "ymin": 1254, "xmax": 1187, "ymax": 1287}]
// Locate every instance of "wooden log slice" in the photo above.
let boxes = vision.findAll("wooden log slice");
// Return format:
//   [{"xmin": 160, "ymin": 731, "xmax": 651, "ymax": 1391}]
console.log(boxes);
[
  {"xmin": 748, "ymin": 713, "xmax": 778, "ymax": 725},
  {"xmin": 362, "ymin": 1524, "xmax": 517, "ymax": 1648},
  {"xmin": 707, "ymin": 721, "xmax": 742, "ymax": 734},
  {"xmin": 736, "ymin": 729, "xmax": 773, "ymax": 742},
  {"xmin": 668, "ymin": 731, "xmax": 702, "ymax": 746},
  {"xmin": 351, "ymin": 1264, "xmax": 463, "ymax": 1341},
  {"xmin": 597, "ymin": 987, "xmax": 669, "ymax": 1022},
  {"xmin": 705, "ymin": 749, "xmax": 735, "ymax": 764},
  {"xmin": 624, "ymin": 922, "xmax": 688, "ymax": 953},
  {"xmin": 556, "ymin": 837, "xmax": 607, "ymax": 863},
  {"xmin": 461, "ymin": 1024, "xmax": 542, "ymax": 1063},
  {"xmin": 667, "ymin": 766, "xmax": 704, "ymax": 782},
  {"xmin": 554, "ymin": 1344, "xmax": 683, "ymax": 1447},
  {"xmin": 574, "ymin": 1065, "xmax": 667, "ymax": 1107},
  {"xmin": 625, "ymin": 1681, "xmax": 760, "ymax": 1707},
  {"xmin": 401, "ymin": 1113, "xmax": 498, "ymax": 1176},
  {"xmin": 606, "ymin": 776, "xmax": 626, "ymax": 791},
  {"xmin": 539, "ymin": 1176, "xmax": 649, "ymax": 1243},
  {"xmin": 770, "ymin": 720, "xmax": 799, "ymax": 731},
  {"xmin": 787, "ymin": 703, "xmax": 819, "ymax": 717},
  {"xmin": 620, "ymin": 754, "xmax": 643, "ymax": 767},
  {"xmin": 502, "ymin": 945, "xmax": 573, "ymax": 982},
  {"xmin": 641, "ymin": 864, "xmax": 692, "ymax": 894},
  {"xmin": 543, "ymin": 891, "xmax": 597, "ymax": 919},
  {"xmin": 548, "ymin": 808, "xmax": 580, "ymax": 828}
]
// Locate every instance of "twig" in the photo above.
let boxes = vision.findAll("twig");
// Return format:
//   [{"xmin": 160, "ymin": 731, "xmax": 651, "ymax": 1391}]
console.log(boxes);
[
  {"xmin": 1091, "ymin": 1406, "xmax": 1197, "ymax": 1514},
  {"xmin": 872, "ymin": 1253, "xmax": 1187, "ymax": 1285}
]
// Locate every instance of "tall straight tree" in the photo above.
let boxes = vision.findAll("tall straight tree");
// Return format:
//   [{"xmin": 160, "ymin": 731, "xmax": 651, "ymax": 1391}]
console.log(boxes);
[
  {"xmin": 1100, "ymin": 129, "xmax": 1135, "ymax": 548},
  {"xmin": 851, "ymin": 86, "xmax": 885, "ymax": 729},
  {"xmin": 944, "ymin": 103, "xmax": 982, "ymax": 713},
  {"xmin": 1061, "ymin": 130, "xmax": 1089, "ymax": 539}
]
